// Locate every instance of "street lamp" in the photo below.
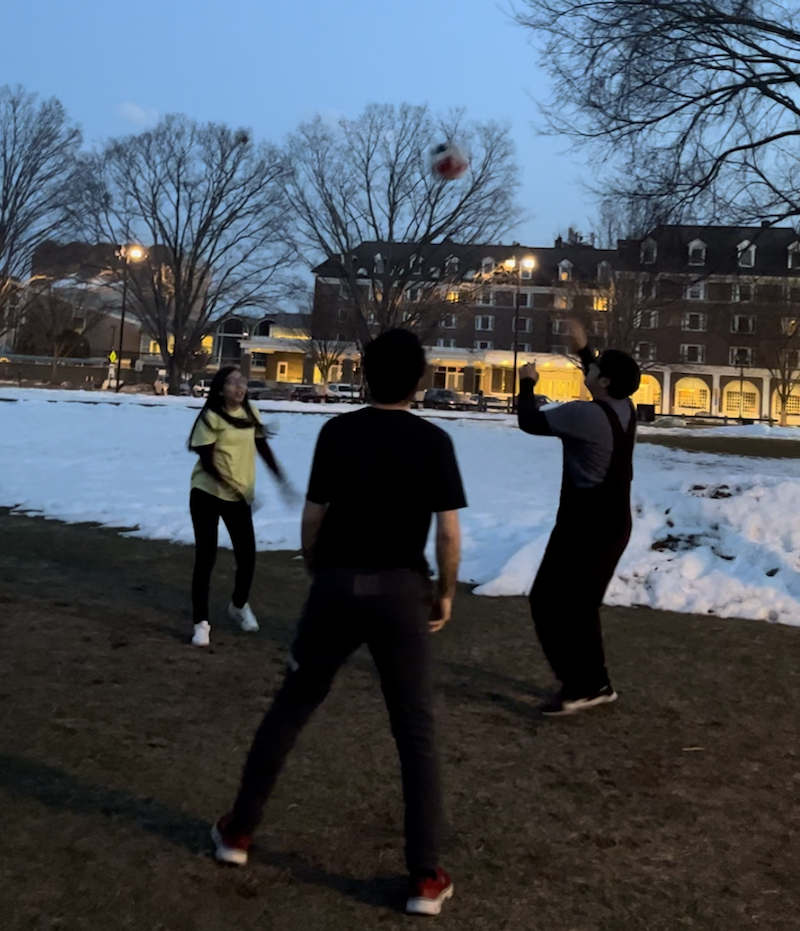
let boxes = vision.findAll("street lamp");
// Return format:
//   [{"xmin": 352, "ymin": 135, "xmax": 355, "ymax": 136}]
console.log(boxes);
[
  {"xmin": 115, "ymin": 244, "xmax": 146, "ymax": 393},
  {"xmin": 504, "ymin": 255, "xmax": 536, "ymax": 407}
]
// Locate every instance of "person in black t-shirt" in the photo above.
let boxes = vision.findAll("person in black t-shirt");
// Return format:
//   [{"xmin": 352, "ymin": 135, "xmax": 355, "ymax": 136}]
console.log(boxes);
[{"xmin": 211, "ymin": 329, "xmax": 467, "ymax": 917}]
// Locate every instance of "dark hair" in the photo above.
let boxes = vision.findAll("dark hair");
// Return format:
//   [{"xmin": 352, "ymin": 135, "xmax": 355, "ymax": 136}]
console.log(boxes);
[
  {"xmin": 187, "ymin": 366, "xmax": 260, "ymax": 449},
  {"xmin": 363, "ymin": 329, "xmax": 427, "ymax": 404},
  {"xmin": 598, "ymin": 350, "xmax": 641, "ymax": 399}
]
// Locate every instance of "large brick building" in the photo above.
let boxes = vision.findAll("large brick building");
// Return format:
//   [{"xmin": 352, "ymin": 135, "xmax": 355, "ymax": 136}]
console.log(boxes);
[{"xmin": 311, "ymin": 226, "xmax": 800, "ymax": 421}]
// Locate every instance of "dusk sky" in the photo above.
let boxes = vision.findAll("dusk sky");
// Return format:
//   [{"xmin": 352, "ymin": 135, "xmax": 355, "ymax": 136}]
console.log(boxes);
[{"xmin": 3, "ymin": 0, "xmax": 595, "ymax": 252}]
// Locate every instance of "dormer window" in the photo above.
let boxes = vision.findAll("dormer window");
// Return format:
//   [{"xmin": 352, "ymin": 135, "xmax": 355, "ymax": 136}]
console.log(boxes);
[
  {"xmin": 373, "ymin": 253, "xmax": 384, "ymax": 274},
  {"xmin": 444, "ymin": 255, "xmax": 459, "ymax": 275},
  {"xmin": 789, "ymin": 241, "xmax": 800, "ymax": 269},
  {"xmin": 738, "ymin": 240, "xmax": 756, "ymax": 268},
  {"xmin": 481, "ymin": 257, "xmax": 495, "ymax": 275},
  {"xmin": 558, "ymin": 259, "xmax": 573, "ymax": 282},
  {"xmin": 597, "ymin": 261, "xmax": 612, "ymax": 284},
  {"xmin": 640, "ymin": 239, "xmax": 657, "ymax": 264},
  {"xmin": 688, "ymin": 239, "xmax": 706, "ymax": 266}
]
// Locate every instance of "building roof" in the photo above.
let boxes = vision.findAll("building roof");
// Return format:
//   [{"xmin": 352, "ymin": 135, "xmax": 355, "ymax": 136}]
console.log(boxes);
[
  {"xmin": 618, "ymin": 224, "xmax": 800, "ymax": 275},
  {"xmin": 312, "ymin": 239, "xmax": 617, "ymax": 286}
]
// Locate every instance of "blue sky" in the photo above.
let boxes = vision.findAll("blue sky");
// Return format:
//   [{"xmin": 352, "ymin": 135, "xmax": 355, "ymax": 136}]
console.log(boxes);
[{"xmin": 3, "ymin": 0, "xmax": 595, "ymax": 251}]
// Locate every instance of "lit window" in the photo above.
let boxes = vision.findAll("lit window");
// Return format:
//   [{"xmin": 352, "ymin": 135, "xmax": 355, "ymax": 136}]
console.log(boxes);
[
  {"xmin": 593, "ymin": 295, "xmax": 609, "ymax": 312},
  {"xmin": 446, "ymin": 290, "xmax": 459, "ymax": 303},
  {"xmin": 558, "ymin": 260, "xmax": 573, "ymax": 282}
]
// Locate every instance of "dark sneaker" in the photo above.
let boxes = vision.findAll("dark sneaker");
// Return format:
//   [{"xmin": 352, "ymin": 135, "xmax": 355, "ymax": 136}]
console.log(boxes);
[
  {"xmin": 406, "ymin": 867, "xmax": 454, "ymax": 916},
  {"xmin": 541, "ymin": 684, "xmax": 618, "ymax": 717},
  {"xmin": 211, "ymin": 813, "xmax": 252, "ymax": 865}
]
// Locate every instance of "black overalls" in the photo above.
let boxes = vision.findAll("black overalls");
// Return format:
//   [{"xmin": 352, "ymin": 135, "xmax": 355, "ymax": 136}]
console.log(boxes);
[{"xmin": 528, "ymin": 399, "xmax": 636, "ymax": 698}]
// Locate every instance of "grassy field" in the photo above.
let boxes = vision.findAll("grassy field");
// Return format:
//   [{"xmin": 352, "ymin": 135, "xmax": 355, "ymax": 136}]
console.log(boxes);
[{"xmin": 1, "ymin": 508, "xmax": 798, "ymax": 931}]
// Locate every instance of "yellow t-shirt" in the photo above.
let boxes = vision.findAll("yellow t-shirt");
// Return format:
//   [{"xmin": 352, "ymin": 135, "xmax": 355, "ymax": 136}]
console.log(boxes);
[{"xmin": 190, "ymin": 403, "xmax": 265, "ymax": 503}]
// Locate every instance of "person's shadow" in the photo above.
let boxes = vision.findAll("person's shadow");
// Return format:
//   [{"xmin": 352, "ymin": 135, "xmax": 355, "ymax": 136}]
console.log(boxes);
[{"xmin": 0, "ymin": 751, "xmax": 409, "ymax": 912}]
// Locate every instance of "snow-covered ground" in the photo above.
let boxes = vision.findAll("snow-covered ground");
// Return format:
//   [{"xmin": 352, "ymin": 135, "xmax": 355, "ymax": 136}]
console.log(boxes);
[{"xmin": 3, "ymin": 387, "xmax": 800, "ymax": 627}]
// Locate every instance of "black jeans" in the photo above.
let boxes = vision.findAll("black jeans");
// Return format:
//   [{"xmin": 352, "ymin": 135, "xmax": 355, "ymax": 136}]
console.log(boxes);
[
  {"xmin": 529, "ymin": 517, "xmax": 630, "ymax": 698},
  {"xmin": 229, "ymin": 567, "xmax": 443, "ymax": 875},
  {"xmin": 190, "ymin": 487, "xmax": 256, "ymax": 623}
]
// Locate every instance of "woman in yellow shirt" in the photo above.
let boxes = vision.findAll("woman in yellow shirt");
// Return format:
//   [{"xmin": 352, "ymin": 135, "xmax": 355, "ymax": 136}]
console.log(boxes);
[{"xmin": 188, "ymin": 367, "xmax": 288, "ymax": 647}]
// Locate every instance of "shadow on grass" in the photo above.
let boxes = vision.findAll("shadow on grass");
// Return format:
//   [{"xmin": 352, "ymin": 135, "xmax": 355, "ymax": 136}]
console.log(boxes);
[{"xmin": 0, "ymin": 751, "xmax": 209, "ymax": 854}]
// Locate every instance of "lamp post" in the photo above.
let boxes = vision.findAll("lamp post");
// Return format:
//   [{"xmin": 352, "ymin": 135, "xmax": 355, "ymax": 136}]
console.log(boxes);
[
  {"xmin": 502, "ymin": 255, "xmax": 536, "ymax": 408},
  {"xmin": 115, "ymin": 244, "xmax": 146, "ymax": 393}
]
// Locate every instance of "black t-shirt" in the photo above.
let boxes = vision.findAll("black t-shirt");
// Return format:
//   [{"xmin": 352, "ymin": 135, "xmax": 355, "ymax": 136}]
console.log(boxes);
[{"xmin": 306, "ymin": 407, "xmax": 467, "ymax": 573}]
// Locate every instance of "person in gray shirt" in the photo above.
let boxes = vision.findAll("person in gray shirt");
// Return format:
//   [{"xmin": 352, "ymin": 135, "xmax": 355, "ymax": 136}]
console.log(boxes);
[{"xmin": 517, "ymin": 321, "xmax": 640, "ymax": 715}]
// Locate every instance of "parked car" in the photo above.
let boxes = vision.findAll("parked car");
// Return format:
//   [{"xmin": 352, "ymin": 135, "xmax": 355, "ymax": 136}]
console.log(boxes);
[
  {"xmin": 290, "ymin": 384, "xmax": 325, "ymax": 403},
  {"xmin": 422, "ymin": 388, "xmax": 468, "ymax": 410},
  {"xmin": 154, "ymin": 374, "xmax": 190, "ymax": 396},
  {"xmin": 466, "ymin": 394, "xmax": 508, "ymax": 411},
  {"xmin": 326, "ymin": 382, "xmax": 362, "ymax": 403},
  {"xmin": 246, "ymin": 379, "xmax": 271, "ymax": 400}
]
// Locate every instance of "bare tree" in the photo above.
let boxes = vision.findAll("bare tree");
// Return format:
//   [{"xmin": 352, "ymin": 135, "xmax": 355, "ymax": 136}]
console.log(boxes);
[
  {"xmin": 284, "ymin": 103, "xmax": 520, "ymax": 343},
  {"xmin": 15, "ymin": 279, "xmax": 109, "ymax": 380},
  {"xmin": 748, "ymin": 286, "xmax": 800, "ymax": 424},
  {"xmin": 291, "ymin": 320, "xmax": 352, "ymax": 386},
  {"xmin": 514, "ymin": 0, "xmax": 800, "ymax": 223},
  {"xmin": 77, "ymin": 115, "xmax": 293, "ymax": 393},
  {"xmin": 0, "ymin": 85, "xmax": 82, "ymax": 346}
]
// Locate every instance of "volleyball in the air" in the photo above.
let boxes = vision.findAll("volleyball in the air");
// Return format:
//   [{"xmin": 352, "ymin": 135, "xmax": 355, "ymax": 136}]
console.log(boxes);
[{"xmin": 430, "ymin": 142, "xmax": 469, "ymax": 181}]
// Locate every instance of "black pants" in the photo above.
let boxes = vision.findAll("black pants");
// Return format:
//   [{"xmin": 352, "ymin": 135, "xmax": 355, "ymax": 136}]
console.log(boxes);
[
  {"xmin": 229, "ymin": 568, "xmax": 443, "ymax": 875},
  {"xmin": 529, "ymin": 519, "xmax": 630, "ymax": 698},
  {"xmin": 190, "ymin": 488, "xmax": 256, "ymax": 624}
]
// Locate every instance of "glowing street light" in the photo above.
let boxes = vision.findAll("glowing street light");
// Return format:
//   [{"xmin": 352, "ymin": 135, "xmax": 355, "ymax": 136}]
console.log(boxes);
[{"xmin": 115, "ymin": 243, "xmax": 147, "ymax": 392}]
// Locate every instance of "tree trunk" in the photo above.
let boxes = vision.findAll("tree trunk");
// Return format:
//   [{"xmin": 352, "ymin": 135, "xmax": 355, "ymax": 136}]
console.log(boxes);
[{"xmin": 168, "ymin": 356, "xmax": 182, "ymax": 396}]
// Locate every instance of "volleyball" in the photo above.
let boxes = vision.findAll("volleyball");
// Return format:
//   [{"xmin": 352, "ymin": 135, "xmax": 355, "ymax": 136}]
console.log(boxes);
[{"xmin": 430, "ymin": 142, "xmax": 469, "ymax": 181}]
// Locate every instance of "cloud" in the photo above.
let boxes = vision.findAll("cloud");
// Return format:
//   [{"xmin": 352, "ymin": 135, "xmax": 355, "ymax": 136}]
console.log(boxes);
[{"xmin": 118, "ymin": 102, "xmax": 159, "ymax": 127}]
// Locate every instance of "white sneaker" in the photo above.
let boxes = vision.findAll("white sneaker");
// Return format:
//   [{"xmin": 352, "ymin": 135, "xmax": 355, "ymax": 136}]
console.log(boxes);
[
  {"xmin": 192, "ymin": 621, "xmax": 211, "ymax": 646},
  {"xmin": 228, "ymin": 601, "xmax": 259, "ymax": 632}
]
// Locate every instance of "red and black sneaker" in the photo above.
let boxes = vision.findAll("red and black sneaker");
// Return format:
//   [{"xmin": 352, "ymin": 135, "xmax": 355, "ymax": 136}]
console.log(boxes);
[
  {"xmin": 406, "ymin": 867, "xmax": 454, "ymax": 916},
  {"xmin": 211, "ymin": 813, "xmax": 252, "ymax": 866}
]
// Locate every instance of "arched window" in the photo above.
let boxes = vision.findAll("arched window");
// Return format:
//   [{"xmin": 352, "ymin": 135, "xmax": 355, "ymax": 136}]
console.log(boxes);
[
  {"xmin": 738, "ymin": 240, "xmax": 756, "ymax": 268},
  {"xmin": 558, "ymin": 260, "xmax": 573, "ymax": 282},
  {"xmin": 216, "ymin": 317, "xmax": 244, "ymax": 363},
  {"xmin": 253, "ymin": 319, "xmax": 273, "ymax": 337}
]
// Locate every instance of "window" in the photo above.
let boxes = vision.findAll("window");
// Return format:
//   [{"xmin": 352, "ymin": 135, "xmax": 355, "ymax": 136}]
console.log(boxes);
[
  {"xmin": 337, "ymin": 307, "xmax": 349, "ymax": 321},
  {"xmin": 686, "ymin": 280, "xmax": 707, "ymax": 301},
  {"xmin": 478, "ymin": 288, "xmax": 493, "ymax": 306},
  {"xmin": 681, "ymin": 344, "xmax": 706, "ymax": 363},
  {"xmin": 637, "ymin": 277, "xmax": 657, "ymax": 300},
  {"xmin": 640, "ymin": 239, "xmax": 657, "ymax": 264},
  {"xmin": 593, "ymin": 295, "xmax": 609, "ymax": 312},
  {"xmin": 731, "ymin": 315, "xmax": 756, "ymax": 334},
  {"xmin": 788, "ymin": 349, "xmax": 800, "ymax": 370},
  {"xmin": 554, "ymin": 292, "xmax": 570, "ymax": 309},
  {"xmin": 634, "ymin": 341, "xmax": 656, "ymax": 361},
  {"xmin": 786, "ymin": 394, "xmax": 800, "ymax": 414},
  {"xmin": 725, "ymin": 390, "xmax": 758, "ymax": 415},
  {"xmin": 408, "ymin": 288, "xmax": 422, "ymax": 303},
  {"xmin": 277, "ymin": 361, "xmax": 289, "ymax": 380},
  {"xmin": 410, "ymin": 255, "xmax": 423, "ymax": 276},
  {"xmin": 446, "ymin": 289, "xmax": 460, "ymax": 303},
  {"xmin": 517, "ymin": 292, "xmax": 530, "ymax": 307},
  {"xmin": 634, "ymin": 310, "xmax": 658, "ymax": 329},
  {"xmin": 514, "ymin": 342, "xmax": 532, "ymax": 353},
  {"xmin": 441, "ymin": 314, "xmax": 457, "ymax": 329},
  {"xmin": 558, "ymin": 260, "xmax": 573, "ymax": 282},
  {"xmin": 520, "ymin": 266, "xmax": 533, "ymax": 280},
  {"xmin": 551, "ymin": 344, "xmax": 569, "ymax": 355},
  {"xmin": 445, "ymin": 255, "xmax": 459, "ymax": 275},
  {"xmin": 677, "ymin": 387, "xmax": 709, "ymax": 409},
  {"xmin": 474, "ymin": 340, "xmax": 493, "ymax": 350},
  {"xmin": 514, "ymin": 317, "xmax": 533, "ymax": 332},
  {"xmin": 481, "ymin": 257, "xmax": 495, "ymax": 275},
  {"xmin": 373, "ymin": 253, "xmax": 384, "ymax": 274},
  {"xmin": 437, "ymin": 338, "xmax": 457, "ymax": 348},
  {"xmin": 475, "ymin": 315, "xmax": 495, "ymax": 331},
  {"xmin": 729, "ymin": 347, "xmax": 753, "ymax": 366},
  {"xmin": 732, "ymin": 283, "xmax": 754, "ymax": 302},
  {"xmin": 552, "ymin": 319, "xmax": 571, "ymax": 335},
  {"xmin": 789, "ymin": 242, "xmax": 800, "ymax": 269},
  {"xmin": 682, "ymin": 312, "xmax": 707, "ymax": 332},
  {"xmin": 738, "ymin": 240, "xmax": 756, "ymax": 268},
  {"xmin": 493, "ymin": 290, "xmax": 515, "ymax": 307},
  {"xmin": 688, "ymin": 239, "xmax": 706, "ymax": 266},
  {"xmin": 597, "ymin": 261, "xmax": 612, "ymax": 284}
]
